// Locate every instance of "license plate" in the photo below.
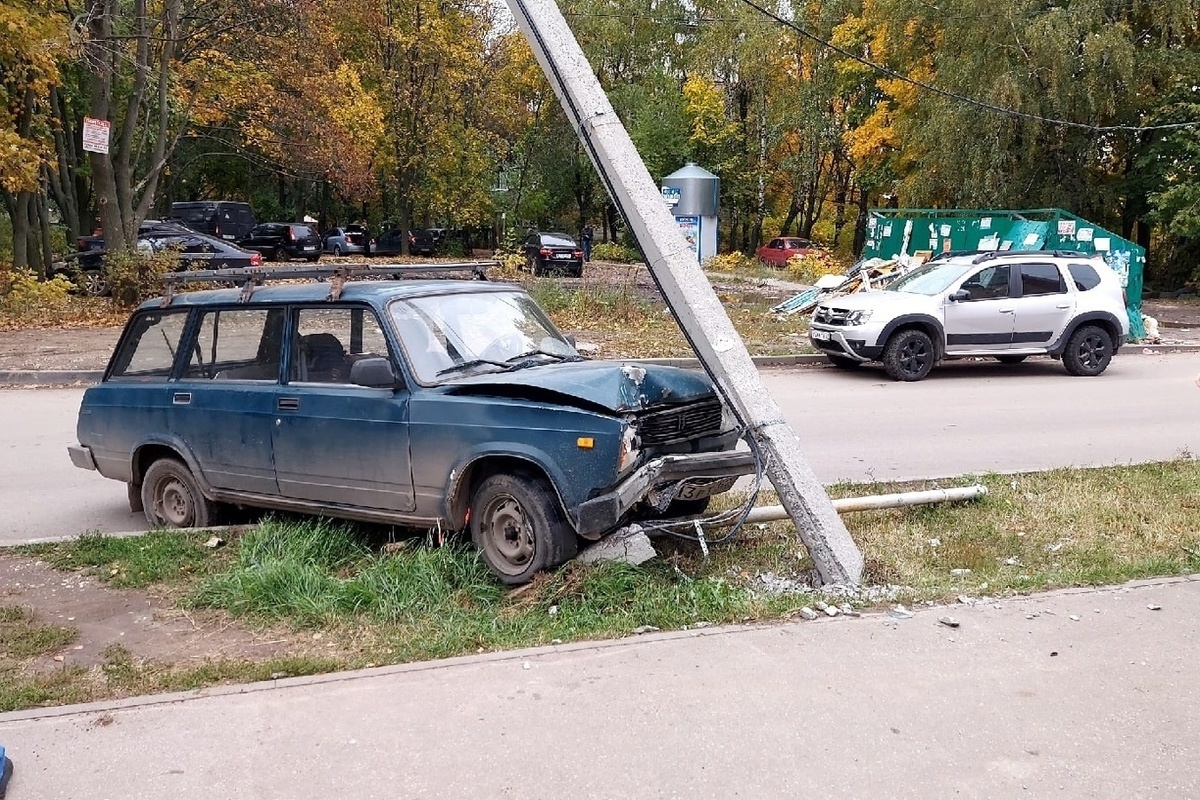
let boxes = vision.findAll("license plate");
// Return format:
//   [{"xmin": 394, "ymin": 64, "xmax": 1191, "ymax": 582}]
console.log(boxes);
[
  {"xmin": 556, "ymin": 253, "xmax": 571, "ymax": 259},
  {"xmin": 303, "ymin": 245, "xmax": 316, "ymax": 251},
  {"xmin": 811, "ymin": 329, "xmax": 832, "ymax": 341},
  {"xmin": 675, "ymin": 476, "xmax": 738, "ymax": 501}
]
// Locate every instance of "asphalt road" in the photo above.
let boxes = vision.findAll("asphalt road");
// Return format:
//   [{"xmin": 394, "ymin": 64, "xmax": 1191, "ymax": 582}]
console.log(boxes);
[{"xmin": 2, "ymin": 351, "xmax": 1198, "ymax": 545}]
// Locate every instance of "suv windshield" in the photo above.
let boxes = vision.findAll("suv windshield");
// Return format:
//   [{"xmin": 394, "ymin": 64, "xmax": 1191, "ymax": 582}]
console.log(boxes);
[
  {"xmin": 389, "ymin": 290, "xmax": 579, "ymax": 384},
  {"xmin": 886, "ymin": 261, "xmax": 970, "ymax": 296}
]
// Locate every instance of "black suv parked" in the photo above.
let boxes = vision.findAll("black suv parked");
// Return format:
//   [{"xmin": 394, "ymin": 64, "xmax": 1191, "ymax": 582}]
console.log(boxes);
[
  {"xmin": 169, "ymin": 201, "xmax": 257, "ymax": 241},
  {"xmin": 238, "ymin": 223, "xmax": 323, "ymax": 262}
]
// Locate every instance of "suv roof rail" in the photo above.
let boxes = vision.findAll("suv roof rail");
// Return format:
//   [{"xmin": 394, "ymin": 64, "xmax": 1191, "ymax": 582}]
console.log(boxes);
[
  {"xmin": 969, "ymin": 249, "xmax": 1099, "ymax": 264},
  {"xmin": 159, "ymin": 261, "xmax": 497, "ymax": 306}
]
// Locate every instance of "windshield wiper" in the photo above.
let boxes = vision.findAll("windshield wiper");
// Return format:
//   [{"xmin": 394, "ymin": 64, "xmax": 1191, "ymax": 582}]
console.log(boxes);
[
  {"xmin": 504, "ymin": 349, "xmax": 582, "ymax": 365},
  {"xmin": 435, "ymin": 357, "xmax": 513, "ymax": 377}
]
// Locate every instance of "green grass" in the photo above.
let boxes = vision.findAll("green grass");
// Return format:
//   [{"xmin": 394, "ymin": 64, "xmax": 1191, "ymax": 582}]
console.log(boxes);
[{"xmin": 6, "ymin": 460, "xmax": 1198, "ymax": 712}]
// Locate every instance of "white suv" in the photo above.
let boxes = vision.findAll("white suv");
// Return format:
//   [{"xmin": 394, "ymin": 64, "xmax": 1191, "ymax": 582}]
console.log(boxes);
[{"xmin": 808, "ymin": 251, "xmax": 1130, "ymax": 381}]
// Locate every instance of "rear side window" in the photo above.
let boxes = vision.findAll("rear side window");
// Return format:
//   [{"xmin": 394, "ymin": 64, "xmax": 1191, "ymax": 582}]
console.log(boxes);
[
  {"xmin": 1020, "ymin": 264, "xmax": 1066, "ymax": 296},
  {"xmin": 109, "ymin": 310, "xmax": 191, "ymax": 380},
  {"xmin": 188, "ymin": 308, "xmax": 284, "ymax": 381},
  {"xmin": 1068, "ymin": 263, "xmax": 1102, "ymax": 291}
]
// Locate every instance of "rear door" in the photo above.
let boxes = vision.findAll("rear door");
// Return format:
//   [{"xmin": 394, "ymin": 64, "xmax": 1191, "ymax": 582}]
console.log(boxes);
[
  {"xmin": 170, "ymin": 306, "xmax": 283, "ymax": 494},
  {"xmin": 1011, "ymin": 262, "xmax": 1074, "ymax": 348},
  {"xmin": 271, "ymin": 305, "xmax": 415, "ymax": 512}
]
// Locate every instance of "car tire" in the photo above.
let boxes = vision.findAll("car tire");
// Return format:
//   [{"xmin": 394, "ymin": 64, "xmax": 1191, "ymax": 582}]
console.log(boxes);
[
  {"xmin": 995, "ymin": 355, "xmax": 1028, "ymax": 364},
  {"xmin": 274, "ymin": 247, "xmax": 288, "ymax": 262},
  {"xmin": 571, "ymin": 264, "xmax": 583, "ymax": 278},
  {"xmin": 825, "ymin": 355, "xmax": 861, "ymax": 369},
  {"xmin": 81, "ymin": 269, "xmax": 110, "ymax": 297},
  {"xmin": 333, "ymin": 245, "xmax": 343, "ymax": 257},
  {"xmin": 141, "ymin": 458, "xmax": 217, "ymax": 529},
  {"xmin": 470, "ymin": 471, "xmax": 577, "ymax": 585},
  {"xmin": 530, "ymin": 257, "xmax": 543, "ymax": 277},
  {"xmin": 882, "ymin": 329, "xmax": 935, "ymax": 381},
  {"xmin": 1062, "ymin": 325, "xmax": 1114, "ymax": 376}
]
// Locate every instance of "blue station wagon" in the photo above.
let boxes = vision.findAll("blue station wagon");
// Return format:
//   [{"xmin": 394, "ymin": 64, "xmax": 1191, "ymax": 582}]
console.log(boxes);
[{"xmin": 69, "ymin": 266, "xmax": 754, "ymax": 583}]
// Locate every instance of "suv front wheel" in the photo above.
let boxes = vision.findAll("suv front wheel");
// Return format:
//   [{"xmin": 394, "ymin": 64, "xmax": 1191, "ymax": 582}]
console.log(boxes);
[
  {"xmin": 1062, "ymin": 325, "xmax": 1114, "ymax": 376},
  {"xmin": 883, "ymin": 329, "xmax": 936, "ymax": 381}
]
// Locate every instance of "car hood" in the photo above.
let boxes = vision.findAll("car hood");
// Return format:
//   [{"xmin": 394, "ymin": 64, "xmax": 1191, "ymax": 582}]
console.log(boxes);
[
  {"xmin": 445, "ymin": 361, "xmax": 715, "ymax": 414},
  {"xmin": 817, "ymin": 289, "xmax": 939, "ymax": 312}
]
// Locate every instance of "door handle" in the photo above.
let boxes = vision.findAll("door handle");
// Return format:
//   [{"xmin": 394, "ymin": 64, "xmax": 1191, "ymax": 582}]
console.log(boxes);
[
  {"xmin": 172, "ymin": 392, "xmax": 191, "ymax": 405},
  {"xmin": 277, "ymin": 397, "xmax": 300, "ymax": 411},
  {"xmin": 998, "ymin": 308, "xmax": 1014, "ymax": 314},
  {"xmin": 1056, "ymin": 304, "xmax": 1072, "ymax": 309}
]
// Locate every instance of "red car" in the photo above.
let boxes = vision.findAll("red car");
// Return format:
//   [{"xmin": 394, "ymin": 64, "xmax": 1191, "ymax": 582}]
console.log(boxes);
[{"xmin": 756, "ymin": 236, "xmax": 817, "ymax": 268}]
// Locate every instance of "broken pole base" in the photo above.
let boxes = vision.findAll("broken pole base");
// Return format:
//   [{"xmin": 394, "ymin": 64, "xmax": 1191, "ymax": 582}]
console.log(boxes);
[{"xmin": 577, "ymin": 525, "xmax": 657, "ymax": 567}]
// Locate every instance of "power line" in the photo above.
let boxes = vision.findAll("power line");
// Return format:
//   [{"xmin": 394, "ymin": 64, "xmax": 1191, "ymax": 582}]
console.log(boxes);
[{"xmin": 734, "ymin": 0, "xmax": 1200, "ymax": 134}]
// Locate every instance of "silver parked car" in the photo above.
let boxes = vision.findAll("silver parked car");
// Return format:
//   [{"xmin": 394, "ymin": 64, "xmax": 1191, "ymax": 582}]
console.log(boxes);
[
  {"xmin": 322, "ymin": 225, "xmax": 369, "ymax": 256},
  {"xmin": 809, "ymin": 250, "xmax": 1130, "ymax": 381}
]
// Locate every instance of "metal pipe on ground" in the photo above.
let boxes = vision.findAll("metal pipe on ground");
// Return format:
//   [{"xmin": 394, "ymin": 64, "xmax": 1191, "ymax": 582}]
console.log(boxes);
[{"xmin": 733, "ymin": 485, "xmax": 989, "ymax": 527}]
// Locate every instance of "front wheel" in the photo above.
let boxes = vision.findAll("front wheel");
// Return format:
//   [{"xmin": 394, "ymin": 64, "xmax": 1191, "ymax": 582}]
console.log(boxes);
[
  {"xmin": 141, "ymin": 458, "xmax": 217, "ymax": 528},
  {"xmin": 470, "ymin": 472, "xmax": 577, "ymax": 585},
  {"xmin": 81, "ymin": 269, "xmax": 110, "ymax": 297},
  {"xmin": 1062, "ymin": 325, "xmax": 1113, "ymax": 376},
  {"xmin": 883, "ymin": 329, "xmax": 935, "ymax": 381}
]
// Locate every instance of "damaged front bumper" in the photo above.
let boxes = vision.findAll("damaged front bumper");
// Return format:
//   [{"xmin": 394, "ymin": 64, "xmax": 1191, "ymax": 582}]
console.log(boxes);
[{"xmin": 572, "ymin": 450, "xmax": 756, "ymax": 539}]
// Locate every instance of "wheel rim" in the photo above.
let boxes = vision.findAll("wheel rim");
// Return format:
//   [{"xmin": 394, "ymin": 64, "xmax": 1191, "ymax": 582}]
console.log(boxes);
[
  {"xmin": 83, "ymin": 271, "xmax": 108, "ymax": 296},
  {"xmin": 1076, "ymin": 333, "xmax": 1109, "ymax": 369},
  {"xmin": 154, "ymin": 475, "xmax": 193, "ymax": 527},
  {"xmin": 899, "ymin": 339, "xmax": 930, "ymax": 376},
  {"xmin": 480, "ymin": 494, "xmax": 535, "ymax": 576}
]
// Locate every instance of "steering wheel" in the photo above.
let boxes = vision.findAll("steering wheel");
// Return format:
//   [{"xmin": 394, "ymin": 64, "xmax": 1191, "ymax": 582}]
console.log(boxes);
[{"xmin": 479, "ymin": 333, "xmax": 525, "ymax": 363}]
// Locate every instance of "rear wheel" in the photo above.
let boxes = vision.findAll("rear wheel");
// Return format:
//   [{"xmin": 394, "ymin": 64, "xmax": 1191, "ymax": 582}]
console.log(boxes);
[
  {"xmin": 825, "ymin": 355, "xmax": 861, "ymax": 370},
  {"xmin": 141, "ymin": 458, "xmax": 217, "ymax": 529},
  {"xmin": 883, "ymin": 329, "xmax": 935, "ymax": 381},
  {"xmin": 274, "ymin": 247, "xmax": 289, "ymax": 262},
  {"xmin": 333, "ymin": 245, "xmax": 344, "ymax": 256},
  {"xmin": 470, "ymin": 471, "xmax": 577, "ymax": 585},
  {"xmin": 81, "ymin": 269, "xmax": 109, "ymax": 297},
  {"xmin": 994, "ymin": 355, "xmax": 1028, "ymax": 364},
  {"xmin": 1062, "ymin": 325, "xmax": 1113, "ymax": 376}
]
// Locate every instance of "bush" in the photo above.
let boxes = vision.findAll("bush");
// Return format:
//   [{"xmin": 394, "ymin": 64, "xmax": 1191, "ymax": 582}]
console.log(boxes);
[
  {"xmin": 0, "ymin": 267, "xmax": 75, "ymax": 322},
  {"xmin": 104, "ymin": 248, "xmax": 182, "ymax": 307},
  {"xmin": 703, "ymin": 252, "xmax": 756, "ymax": 272},
  {"xmin": 785, "ymin": 250, "xmax": 843, "ymax": 285},
  {"xmin": 590, "ymin": 241, "xmax": 640, "ymax": 263}
]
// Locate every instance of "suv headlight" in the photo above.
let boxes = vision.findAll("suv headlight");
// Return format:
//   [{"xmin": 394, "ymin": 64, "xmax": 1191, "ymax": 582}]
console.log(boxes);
[
  {"xmin": 618, "ymin": 423, "xmax": 640, "ymax": 472},
  {"xmin": 845, "ymin": 309, "xmax": 873, "ymax": 326}
]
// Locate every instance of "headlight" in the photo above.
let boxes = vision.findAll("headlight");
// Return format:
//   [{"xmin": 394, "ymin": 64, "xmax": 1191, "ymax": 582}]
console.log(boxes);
[
  {"xmin": 618, "ymin": 423, "xmax": 640, "ymax": 472},
  {"xmin": 845, "ymin": 309, "xmax": 873, "ymax": 326}
]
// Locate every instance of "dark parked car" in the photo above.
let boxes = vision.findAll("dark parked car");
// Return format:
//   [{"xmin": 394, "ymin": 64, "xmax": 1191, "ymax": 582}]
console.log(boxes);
[
  {"xmin": 371, "ymin": 228, "xmax": 435, "ymax": 257},
  {"xmin": 238, "ymin": 223, "xmax": 323, "ymax": 262},
  {"xmin": 68, "ymin": 268, "xmax": 753, "ymax": 584},
  {"xmin": 68, "ymin": 222, "xmax": 263, "ymax": 296},
  {"xmin": 322, "ymin": 225, "xmax": 370, "ymax": 256},
  {"xmin": 169, "ymin": 201, "xmax": 257, "ymax": 241},
  {"xmin": 522, "ymin": 232, "xmax": 584, "ymax": 277}
]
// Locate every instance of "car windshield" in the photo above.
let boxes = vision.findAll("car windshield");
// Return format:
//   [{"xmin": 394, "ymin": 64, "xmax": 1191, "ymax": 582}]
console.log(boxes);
[
  {"xmin": 389, "ymin": 290, "xmax": 580, "ymax": 384},
  {"xmin": 540, "ymin": 233, "xmax": 577, "ymax": 247},
  {"xmin": 885, "ymin": 261, "xmax": 970, "ymax": 296}
]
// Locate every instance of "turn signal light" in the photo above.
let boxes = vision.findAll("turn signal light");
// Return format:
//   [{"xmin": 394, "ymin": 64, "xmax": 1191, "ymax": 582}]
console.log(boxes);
[{"xmin": 577, "ymin": 437, "xmax": 594, "ymax": 449}]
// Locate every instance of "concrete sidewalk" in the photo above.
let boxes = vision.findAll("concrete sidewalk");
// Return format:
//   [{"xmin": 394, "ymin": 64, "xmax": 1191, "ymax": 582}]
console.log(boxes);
[{"xmin": 2, "ymin": 576, "xmax": 1196, "ymax": 799}]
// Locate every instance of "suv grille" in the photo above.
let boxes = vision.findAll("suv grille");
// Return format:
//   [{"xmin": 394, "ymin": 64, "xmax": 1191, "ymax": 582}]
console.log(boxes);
[
  {"xmin": 813, "ymin": 306, "xmax": 854, "ymax": 326},
  {"xmin": 636, "ymin": 398, "xmax": 724, "ymax": 446}
]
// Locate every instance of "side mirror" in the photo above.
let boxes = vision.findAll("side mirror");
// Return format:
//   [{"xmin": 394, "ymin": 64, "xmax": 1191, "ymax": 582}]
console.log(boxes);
[
  {"xmin": 949, "ymin": 289, "xmax": 970, "ymax": 303},
  {"xmin": 349, "ymin": 357, "xmax": 399, "ymax": 389}
]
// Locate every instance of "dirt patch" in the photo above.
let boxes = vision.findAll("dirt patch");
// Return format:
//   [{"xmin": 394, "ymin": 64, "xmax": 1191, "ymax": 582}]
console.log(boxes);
[{"xmin": 0, "ymin": 553, "xmax": 297, "ymax": 672}]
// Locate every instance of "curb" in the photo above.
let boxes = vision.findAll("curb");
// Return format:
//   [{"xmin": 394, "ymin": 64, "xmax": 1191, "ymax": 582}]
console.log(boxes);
[{"xmin": 2, "ymin": 345, "xmax": 1199, "ymax": 386}]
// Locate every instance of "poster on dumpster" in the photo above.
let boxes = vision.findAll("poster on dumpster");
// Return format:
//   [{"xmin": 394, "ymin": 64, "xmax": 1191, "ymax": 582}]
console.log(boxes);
[{"xmin": 676, "ymin": 216, "xmax": 699, "ymax": 260}]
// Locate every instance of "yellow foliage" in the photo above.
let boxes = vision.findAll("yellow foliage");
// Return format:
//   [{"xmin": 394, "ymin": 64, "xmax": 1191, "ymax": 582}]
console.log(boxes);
[{"xmin": 0, "ymin": 268, "xmax": 75, "ymax": 321}]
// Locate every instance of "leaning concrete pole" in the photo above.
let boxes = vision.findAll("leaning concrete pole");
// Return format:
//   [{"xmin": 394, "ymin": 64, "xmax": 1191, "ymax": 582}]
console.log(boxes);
[{"xmin": 506, "ymin": 0, "xmax": 863, "ymax": 585}]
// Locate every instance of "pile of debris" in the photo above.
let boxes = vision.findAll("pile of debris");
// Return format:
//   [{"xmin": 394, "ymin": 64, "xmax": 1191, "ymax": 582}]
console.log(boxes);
[{"xmin": 772, "ymin": 256, "xmax": 917, "ymax": 316}]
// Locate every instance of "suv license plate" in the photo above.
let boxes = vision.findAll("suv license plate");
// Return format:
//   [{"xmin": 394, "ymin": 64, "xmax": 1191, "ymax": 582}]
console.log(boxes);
[
  {"xmin": 676, "ymin": 476, "xmax": 738, "ymax": 501},
  {"xmin": 303, "ymin": 245, "xmax": 316, "ymax": 251},
  {"xmin": 556, "ymin": 253, "xmax": 571, "ymax": 259},
  {"xmin": 811, "ymin": 329, "xmax": 831, "ymax": 341}
]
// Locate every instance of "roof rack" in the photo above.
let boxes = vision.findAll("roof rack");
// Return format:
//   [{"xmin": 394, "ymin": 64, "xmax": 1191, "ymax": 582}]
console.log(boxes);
[
  {"xmin": 970, "ymin": 250, "xmax": 1098, "ymax": 264},
  {"xmin": 159, "ymin": 261, "xmax": 497, "ymax": 306}
]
